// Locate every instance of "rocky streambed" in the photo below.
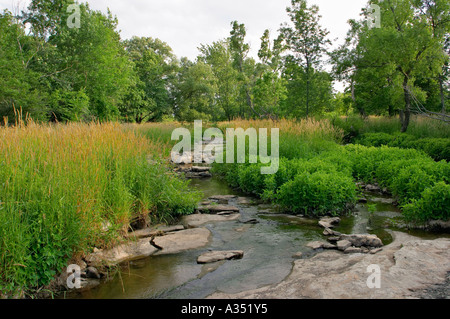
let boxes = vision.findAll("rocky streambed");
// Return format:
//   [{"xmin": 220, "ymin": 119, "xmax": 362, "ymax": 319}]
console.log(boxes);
[
  {"xmin": 60, "ymin": 138, "xmax": 450, "ymax": 299},
  {"xmin": 58, "ymin": 168, "xmax": 450, "ymax": 299}
]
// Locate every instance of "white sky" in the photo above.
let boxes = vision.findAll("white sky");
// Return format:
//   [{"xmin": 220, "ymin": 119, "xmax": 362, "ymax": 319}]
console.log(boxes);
[
  {"xmin": 1, "ymin": 0, "xmax": 369, "ymax": 60},
  {"xmin": 1, "ymin": 0, "xmax": 370, "ymax": 91}
]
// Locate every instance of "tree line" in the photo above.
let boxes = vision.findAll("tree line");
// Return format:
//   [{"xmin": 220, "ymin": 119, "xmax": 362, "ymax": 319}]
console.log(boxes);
[{"xmin": 0, "ymin": 0, "xmax": 448, "ymax": 131}]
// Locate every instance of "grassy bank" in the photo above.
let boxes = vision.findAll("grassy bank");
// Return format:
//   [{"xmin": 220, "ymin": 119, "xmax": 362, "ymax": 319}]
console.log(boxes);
[
  {"xmin": 211, "ymin": 119, "xmax": 449, "ymax": 222},
  {"xmin": 0, "ymin": 121, "xmax": 201, "ymax": 297},
  {"xmin": 330, "ymin": 115, "xmax": 450, "ymax": 141}
]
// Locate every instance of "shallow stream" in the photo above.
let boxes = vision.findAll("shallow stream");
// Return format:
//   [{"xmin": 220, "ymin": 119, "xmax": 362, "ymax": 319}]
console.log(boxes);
[{"xmin": 67, "ymin": 176, "xmax": 448, "ymax": 299}]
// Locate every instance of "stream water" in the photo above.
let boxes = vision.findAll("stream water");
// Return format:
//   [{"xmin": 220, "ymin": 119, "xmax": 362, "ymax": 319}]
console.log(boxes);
[{"xmin": 67, "ymin": 176, "xmax": 449, "ymax": 299}]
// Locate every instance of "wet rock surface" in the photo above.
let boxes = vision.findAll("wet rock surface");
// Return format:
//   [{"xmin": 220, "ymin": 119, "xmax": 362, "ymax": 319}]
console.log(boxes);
[
  {"xmin": 68, "ymin": 174, "xmax": 449, "ymax": 300},
  {"xmin": 318, "ymin": 217, "xmax": 341, "ymax": 229},
  {"xmin": 339, "ymin": 234, "xmax": 383, "ymax": 248},
  {"xmin": 181, "ymin": 213, "xmax": 241, "ymax": 228},
  {"xmin": 416, "ymin": 272, "xmax": 450, "ymax": 299},
  {"xmin": 337, "ymin": 239, "xmax": 352, "ymax": 251},
  {"xmin": 125, "ymin": 225, "xmax": 185, "ymax": 239},
  {"xmin": 86, "ymin": 238, "xmax": 159, "ymax": 267},
  {"xmin": 208, "ymin": 232, "xmax": 450, "ymax": 299},
  {"xmin": 197, "ymin": 250, "xmax": 244, "ymax": 264},
  {"xmin": 153, "ymin": 228, "xmax": 211, "ymax": 256},
  {"xmin": 197, "ymin": 204, "xmax": 240, "ymax": 214},
  {"xmin": 85, "ymin": 228, "xmax": 211, "ymax": 267}
]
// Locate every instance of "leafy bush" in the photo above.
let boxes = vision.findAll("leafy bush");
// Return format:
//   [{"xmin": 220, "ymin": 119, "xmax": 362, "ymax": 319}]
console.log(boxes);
[
  {"xmin": 344, "ymin": 144, "xmax": 449, "ymax": 204},
  {"xmin": 356, "ymin": 132, "xmax": 450, "ymax": 162},
  {"xmin": 355, "ymin": 132, "xmax": 395, "ymax": 147},
  {"xmin": 211, "ymin": 120, "xmax": 449, "ymax": 225},
  {"xmin": 236, "ymin": 163, "xmax": 267, "ymax": 196},
  {"xmin": 276, "ymin": 171, "xmax": 356, "ymax": 216},
  {"xmin": 403, "ymin": 182, "xmax": 450, "ymax": 222},
  {"xmin": 412, "ymin": 138, "xmax": 450, "ymax": 162}
]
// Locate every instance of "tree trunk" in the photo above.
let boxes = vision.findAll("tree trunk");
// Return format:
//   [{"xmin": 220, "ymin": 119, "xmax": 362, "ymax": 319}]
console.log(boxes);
[
  {"xmin": 351, "ymin": 79, "xmax": 356, "ymax": 103},
  {"xmin": 388, "ymin": 104, "xmax": 394, "ymax": 117},
  {"xmin": 305, "ymin": 63, "xmax": 310, "ymax": 119},
  {"xmin": 401, "ymin": 76, "xmax": 411, "ymax": 133},
  {"xmin": 440, "ymin": 74, "xmax": 446, "ymax": 114},
  {"xmin": 359, "ymin": 107, "xmax": 367, "ymax": 118}
]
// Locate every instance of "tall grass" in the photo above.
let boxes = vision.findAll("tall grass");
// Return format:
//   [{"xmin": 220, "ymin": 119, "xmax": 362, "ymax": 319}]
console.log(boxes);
[
  {"xmin": 217, "ymin": 118, "xmax": 344, "ymax": 159},
  {"xmin": 218, "ymin": 118, "xmax": 343, "ymax": 141},
  {"xmin": 127, "ymin": 122, "xmax": 183, "ymax": 158},
  {"xmin": 0, "ymin": 121, "xmax": 201, "ymax": 296},
  {"xmin": 331, "ymin": 115, "xmax": 450, "ymax": 140}
]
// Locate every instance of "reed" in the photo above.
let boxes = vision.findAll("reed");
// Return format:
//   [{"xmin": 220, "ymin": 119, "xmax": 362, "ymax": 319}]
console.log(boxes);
[{"xmin": 0, "ymin": 120, "xmax": 200, "ymax": 295}]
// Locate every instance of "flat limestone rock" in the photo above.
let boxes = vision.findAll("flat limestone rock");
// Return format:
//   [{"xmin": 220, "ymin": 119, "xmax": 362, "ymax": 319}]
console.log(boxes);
[
  {"xmin": 125, "ymin": 225, "xmax": 185, "ymax": 239},
  {"xmin": 208, "ymin": 195, "xmax": 238, "ymax": 201},
  {"xmin": 86, "ymin": 238, "xmax": 159, "ymax": 267},
  {"xmin": 306, "ymin": 241, "xmax": 327, "ymax": 250},
  {"xmin": 182, "ymin": 213, "xmax": 241, "ymax": 228},
  {"xmin": 318, "ymin": 217, "xmax": 341, "ymax": 229},
  {"xmin": 337, "ymin": 240, "xmax": 352, "ymax": 251},
  {"xmin": 208, "ymin": 232, "xmax": 450, "ymax": 299},
  {"xmin": 307, "ymin": 241, "xmax": 336, "ymax": 250},
  {"xmin": 365, "ymin": 184, "xmax": 381, "ymax": 192},
  {"xmin": 197, "ymin": 250, "xmax": 244, "ymax": 264},
  {"xmin": 339, "ymin": 234, "xmax": 383, "ymax": 248},
  {"xmin": 153, "ymin": 228, "xmax": 211, "ymax": 256},
  {"xmin": 197, "ymin": 205, "xmax": 240, "ymax": 213},
  {"xmin": 237, "ymin": 197, "xmax": 253, "ymax": 205},
  {"xmin": 217, "ymin": 211, "xmax": 235, "ymax": 216},
  {"xmin": 323, "ymin": 228, "xmax": 342, "ymax": 236},
  {"xmin": 344, "ymin": 247, "xmax": 364, "ymax": 254}
]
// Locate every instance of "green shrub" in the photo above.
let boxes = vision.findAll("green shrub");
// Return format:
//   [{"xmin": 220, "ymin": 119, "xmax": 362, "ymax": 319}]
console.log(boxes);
[
  {"xmin": 391, "ymin": 166, "xmax": 440, "ymax": 204},
  {"xmin": 237, "ymin": 163, "xmax": 267, "ymax": 196},
  {"xmin": 403, "ymin": 182, "xmax": 450, "ymax": 222},
  {"xmin": 212, "ymin": 121, "xmax": 449, "ymax": 224},
  {"xmin": 412, "ymin": 138, "xmax": 450, "ymax": 162},
  {"xmin": 331, "ymin": 115, "xmax": 450, "ymax": 140},
  {"xmin": 276, "ymin": 171, "xmax": 356, "ymax": 216},
  {"xmin": 356, "ymin": 132, "xmax": 396, "ymax": 147},
  {"xmin": 356, "ymin": 133, "xmax": 450, "ymax": 162}
]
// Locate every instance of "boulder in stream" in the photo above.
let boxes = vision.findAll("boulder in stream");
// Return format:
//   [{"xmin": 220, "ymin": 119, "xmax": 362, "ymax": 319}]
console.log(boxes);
[
  {"xmin": 323, "ymin": 228, "xmax": 342, "ymax": 236},
  {"xmin": 318, "ymin": 217, "xmax": 341, "ymax": 229},
  {"xmin": 182, "ymin": 213, "xmax": 240, "ymax": 228},
  {"xmin": 237, "ymin": 197, "xmax": 253, "ymax": 205},
  {"xmin": 125, "ymin": 225, "xmax": 185, "ymax": 239},
  {"xmin": 344, "ymin": 247, "xmax": 363, "ymax": 254},
  {"xmin": 153, "ymin": 228, "xmax": 211, "ymax": 256},
  {"xmin": 336, "ymin": 240, "xmax": 352, "ymax": 251},
  {"xmin": 306, "ymin": 241, "xmax": 337, "ymax": 250},
  {"xmin": 86, "ymin": 228, "xmax": 211, "ymax": 266},
  {"xmin": 208, "ymin": 195, "xmax": 238, "ymax": 201},
  {"xmin": 208, "ymin": 195, "xmax": 238, "ymax": 204},
  {"xmin": 197, "ymin": 250, "xmax": 244, "ymax": 264},
  {"xmin": 197, "ymin": 204, "xmax": 240, "ymax": 214},
  {"xmin": 339, "ymin": 234, "xmax": 383, "ymax": 248},
  {"xmin": 365, "ymin": 184, "xmax": 381, "ymax": 192},
  {"xmin": 86, "ymin": 238, "xmax": 159, "ymax": 267}
]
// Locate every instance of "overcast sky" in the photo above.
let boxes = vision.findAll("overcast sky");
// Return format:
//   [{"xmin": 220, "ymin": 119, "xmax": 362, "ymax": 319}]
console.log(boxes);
[{"xmin": 1, "ymin": 0, "xmax": 369, "ymax": 61}]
